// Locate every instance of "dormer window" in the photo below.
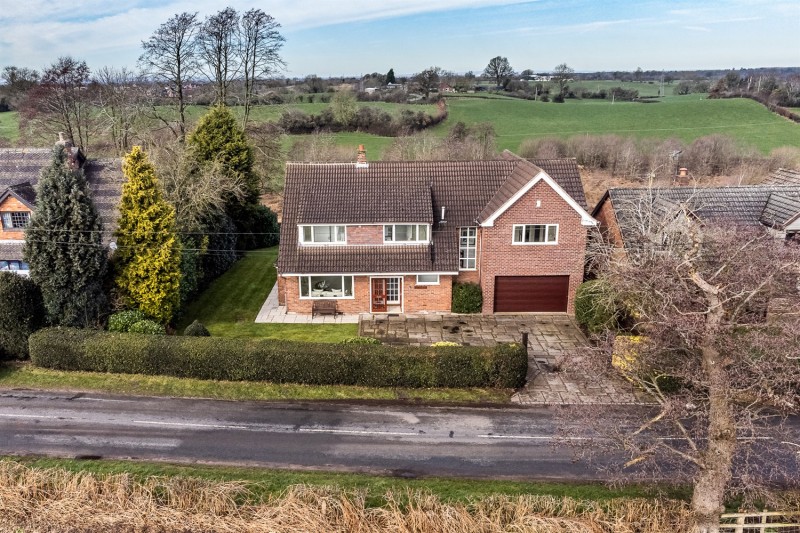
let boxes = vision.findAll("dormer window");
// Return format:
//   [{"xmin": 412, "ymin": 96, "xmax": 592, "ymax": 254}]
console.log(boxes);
[
  {"xmin": 1, "ymin": 212, "xmax": 30, "ymax": 230},
  {"xmin": 384, "ymin": 224, "xmax": 429, "ymax": 244},
  {"xmin": 300, "ymin": 225, "xmax": 346, "ymax": 245}
]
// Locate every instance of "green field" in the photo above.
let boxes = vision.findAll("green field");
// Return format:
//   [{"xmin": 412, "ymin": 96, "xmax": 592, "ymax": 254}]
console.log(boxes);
[
  {"xmin": 0, "ymin": 111, "xmax": 19, "ymax": 143},
  {"xmin": 439, "ymin": 95, "xmax": 800, "ymax": 154}
]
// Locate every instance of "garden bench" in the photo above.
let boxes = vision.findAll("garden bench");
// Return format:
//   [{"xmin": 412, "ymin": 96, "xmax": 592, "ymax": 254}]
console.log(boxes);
[{"xmin": 312, "ymin": 300, "xmax": 338, "ymax": 317}]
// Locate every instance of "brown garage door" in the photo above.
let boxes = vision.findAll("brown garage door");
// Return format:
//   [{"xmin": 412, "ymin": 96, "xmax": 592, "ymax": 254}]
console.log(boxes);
[{"xmin": 494, "ymin": 276, "xmax": 569, "ymax": 312}]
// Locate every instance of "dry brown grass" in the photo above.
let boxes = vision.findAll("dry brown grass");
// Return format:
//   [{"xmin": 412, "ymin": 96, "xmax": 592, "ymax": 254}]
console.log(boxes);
[{"xmin": 0, "ymin": 461, "xmax": 696, "ymax": 532}]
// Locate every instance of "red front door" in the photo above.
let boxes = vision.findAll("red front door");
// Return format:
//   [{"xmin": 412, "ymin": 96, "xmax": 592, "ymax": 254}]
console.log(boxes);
[{"xmin": 371, "ymin": 278, "xmax": 387, "ymax": 312}]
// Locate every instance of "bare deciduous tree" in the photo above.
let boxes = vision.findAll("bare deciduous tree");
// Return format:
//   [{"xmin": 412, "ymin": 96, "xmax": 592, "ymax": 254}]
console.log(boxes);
[
  {"xmin": 21, "ymin": 56, "xmax": 93, "ymax": 149},
  {"xmin": 197, "ymin": 7, "xmax": 240, "ymax": 104},
  {"xmin": 413, "ymin": 66, "xmax": 441, "ymax": 99},
  {"xmin": 93, "ymin": 67, "xmax": 148, "ymax": 155},
  {"xmin": 566, "ymin": 195, "xmax": 800, "ymax": 533},
  {"xmin": 483, "ymin": 56, "xmax": 514, "ymax": 87},
  {"xmin": 139, "ymin": 12, "xmax": 200, "ymax": 142},
  {"xmin": 239, "ymin": 8, "xmax": 285, "ymax": 128},
  {"xmin": 552, "ymin": 63, "xmax": 574, "ymax": 96}
]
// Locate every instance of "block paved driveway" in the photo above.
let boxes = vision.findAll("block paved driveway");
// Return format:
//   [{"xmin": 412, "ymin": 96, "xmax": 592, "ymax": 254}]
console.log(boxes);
[{"xmin": 359, "ymin": 314, "xmax": 648, "ymax": 406}]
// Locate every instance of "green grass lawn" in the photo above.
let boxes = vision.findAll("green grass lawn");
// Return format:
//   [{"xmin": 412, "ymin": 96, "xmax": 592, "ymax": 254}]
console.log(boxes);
[
  {"xmin": 2, "ymin": 456, "xmax": 688, "ymax": 506},
  {"xmin": 0, "ymin": 111, "xmax": 19, "ymax": 143},
  {"xmin": 177, "ymin": 247, "xmax": 357, "ymax": 340},
  {"xmin": 0, "ymin": 363, "xmax": 510, "ymax": 404},
  {"xmin": 440, "ymin": 95, "xmax": 800, "ymax": 154}
]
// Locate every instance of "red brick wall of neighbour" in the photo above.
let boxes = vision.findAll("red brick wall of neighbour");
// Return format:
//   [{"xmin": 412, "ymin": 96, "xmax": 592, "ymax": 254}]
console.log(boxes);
[
  {"xmin": 593, "ymin": 198, "xmax": 624, "ymax": 248},
  {"xmin": 404, "ymin": 275, "xmax": 452, "ymax": 313},
  {"xmin": 281, "ymin": 274, "xmax": 453, "ymax": 314},
  {"xmin": 479, "ymin": 181, "xmax": 588, "ymax": 314},
  {"xmin": 0, "ymin": 197, "xmax": 30, "ymax": 240},
  {"xmin": 346, "ymin": 225, "xmax": 383, "ymax": 245}
]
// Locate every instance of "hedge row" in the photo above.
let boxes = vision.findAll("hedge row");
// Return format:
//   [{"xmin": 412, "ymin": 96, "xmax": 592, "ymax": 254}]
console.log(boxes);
[{"xmin": 29, "ymin": 328, "xmax": 527, "ymax": 389}]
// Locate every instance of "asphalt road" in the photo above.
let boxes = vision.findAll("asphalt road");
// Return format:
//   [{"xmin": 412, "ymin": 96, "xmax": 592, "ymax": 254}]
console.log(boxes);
[
  {"xmin": 0, "ymin": 390, "xmax": 797, "ymax": 480},
  {"xmin": 0, "ymin": 390, "xmax": 627, "ymax": 479}
]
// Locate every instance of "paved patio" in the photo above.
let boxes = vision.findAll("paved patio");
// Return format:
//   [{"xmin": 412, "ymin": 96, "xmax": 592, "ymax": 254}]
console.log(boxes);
[
  {"xmin": 255, "ymin": 286, "xmax": 361, "ymax": 324},
  {"xmin": 359, "ymin": 314, "xmax": 649, "ymax": 406}
]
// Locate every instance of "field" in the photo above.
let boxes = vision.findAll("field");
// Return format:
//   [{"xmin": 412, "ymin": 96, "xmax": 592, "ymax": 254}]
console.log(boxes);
[
  {"xmin": 1, "ymin": 91, "xmax": 798, "ymax": 158},
  {"xmin": 439, "ymin": 95, "xmax": 800, "ymax": 154}
]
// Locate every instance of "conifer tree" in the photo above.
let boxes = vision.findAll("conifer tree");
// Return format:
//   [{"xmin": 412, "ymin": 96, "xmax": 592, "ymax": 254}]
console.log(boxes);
[
  {"xmin": 23, "ymin": 147, "xmax": 108, "ymax": 327},
  {"xmin": 115, "ymin": 146, "xmax": 182, "ymax": 323},
  {"xmin": 188, "ymin": 105, "xmax": 258, "ymax": 202}
]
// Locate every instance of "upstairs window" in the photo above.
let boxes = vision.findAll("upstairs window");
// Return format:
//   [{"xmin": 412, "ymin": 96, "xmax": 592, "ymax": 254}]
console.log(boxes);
[
  {"xmin": 384, "ymin": 224, "xmax": 429, "ymax": 243},
  {"xmin": 512, "ymin": 224, "xmax": 558, "ymax": 244},
  {"xmin": 300, "ymin": 225, "xmax": 346, "ymax": 244},
  {"xmin": 1, "ymin": 212, "xmax": 30, "ymax": 230}
]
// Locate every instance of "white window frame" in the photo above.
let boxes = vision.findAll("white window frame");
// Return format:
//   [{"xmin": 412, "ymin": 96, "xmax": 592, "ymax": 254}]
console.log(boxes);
[
  {"xmin": 1, "ymin": 211, "xmax": 30, "ymax": 230},
  {"xmin": 512, "ymin": 224, "xmax": 559, "ymax": 245},
  {"xmin": 298, "ymin": 275, "xmax": 355, "ymax": 299},
  {"xmin": 299, "ymin": 225, "xmax": 346, "ymax": 245},
  {"xmin": 459, "ymin": 227, "xmax": 477, "ymax": 270},
  {"xmin": 383, "ymin": 224, "xmax": 429, "ymax": 244},
  {"xmin": 416, "ymin": 274, "xmax": 440, "ymax": 285}
]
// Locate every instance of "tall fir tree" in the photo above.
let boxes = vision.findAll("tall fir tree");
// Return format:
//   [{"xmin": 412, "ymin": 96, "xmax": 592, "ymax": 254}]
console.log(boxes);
[
  {"xmin": 188, "ymin": 104, "xmax": 258, "ymax": 203},
  {"xmin": 23, "ymin": 147, "xmax": 108, "ymax": 327},
  {"xmin": 115, "ymin": 146, "xmax": 182, "ymax": 323}
]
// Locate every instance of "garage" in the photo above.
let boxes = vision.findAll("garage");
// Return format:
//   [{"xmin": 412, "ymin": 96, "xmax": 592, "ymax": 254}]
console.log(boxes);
[{"xmin": 494, "ymin": 275, "xmax": 569, "ymax": 313}]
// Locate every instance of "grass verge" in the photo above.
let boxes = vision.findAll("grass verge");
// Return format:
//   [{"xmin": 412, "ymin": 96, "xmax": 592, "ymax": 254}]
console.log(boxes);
[
  {"xmin": 1, "ymin": 456, "xmax": 688, "ymax": 506},
  {"xmin": 0, "ymin": 363, "xmax": 511, "ymax": 404}
]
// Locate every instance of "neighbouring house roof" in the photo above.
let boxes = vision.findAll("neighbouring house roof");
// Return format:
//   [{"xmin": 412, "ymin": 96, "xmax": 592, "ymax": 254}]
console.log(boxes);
[
  {"xmin": 0, "ymin": 181, "xmax": 37, "ymax": 209},
  {"xmin": 277, "ymin": 152, "xmax": 591, "ymax": 274},
  {"xmin": 0, "ymin": 148, "xmax": 124, "ymax": 255},
  {"xmin": 593, "ymin": 184, "xmax": 800, "ymax": 247},
  {"xmin": 763, "ymin": 168, "xmax": 800, "ymax": 187}
]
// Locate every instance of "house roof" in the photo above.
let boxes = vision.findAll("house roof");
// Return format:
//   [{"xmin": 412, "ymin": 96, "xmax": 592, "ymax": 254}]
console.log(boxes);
[
  {"xmin": 0, "ymin": 181, "xmax": 37, "ymax": 209},
  {"xmin": 763, "ymin": 168, "xmax": 800, "ymax": 186},
  {"xmin": 0, "ymin": 148, "xmax": 124, "ymax": 259},
  {"xmin": 529, "ymin": 158, "xmax": 588, "ymax": 210},
  {"xmin": 277, "ymin": 153, "xmax": 591, "ymax": 274},
  {"xmin": 594, "ymin": 184, "xmax": 800, "ymax": 247}
]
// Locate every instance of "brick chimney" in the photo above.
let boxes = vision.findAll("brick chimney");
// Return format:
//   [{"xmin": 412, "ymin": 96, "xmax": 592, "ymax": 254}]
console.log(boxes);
[
  {"xmin": 55, "ymin": 132, "xmax": 85, "ymax": 170},
  {"xmin": 355, "ymin": 144, "xmax": 368, "ymax": 168},
  {"xmin": 674, "ymin": 167, "xmax": 690, "ymax": 186}
]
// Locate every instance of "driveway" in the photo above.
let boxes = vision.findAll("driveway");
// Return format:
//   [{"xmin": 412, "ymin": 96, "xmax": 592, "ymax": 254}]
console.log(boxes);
[{"xmin": 359, "ymin": 314, "xmax": 648, "ymax": 406}]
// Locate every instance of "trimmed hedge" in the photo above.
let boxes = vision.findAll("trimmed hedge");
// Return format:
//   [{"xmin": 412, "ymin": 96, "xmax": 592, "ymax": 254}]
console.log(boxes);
[{"xmin": 29, "ymin": 328, "xmax": 527, "ymax": 389}]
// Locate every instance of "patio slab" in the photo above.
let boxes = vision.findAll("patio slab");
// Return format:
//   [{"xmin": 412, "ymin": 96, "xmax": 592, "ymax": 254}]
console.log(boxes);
[{"xmin": 255, "ymin": 286, "xmax": 361, "ymax": 324}]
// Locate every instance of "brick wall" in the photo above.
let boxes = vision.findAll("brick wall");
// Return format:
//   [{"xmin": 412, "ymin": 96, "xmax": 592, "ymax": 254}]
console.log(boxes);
[
  {"xmin": 346, "ymin": 225, "xmax": 383, "ymax": 245},
  {"xmin": 0, "ymin": 197, "xmax": 30, "ymax": 241},
  {"xmin": 276, "ymin": 275, "xmax": 286, "ymax": 305},
  {"xmin": 593, "ymin": 197, "xmax": 624, "ymax": 248},
  {"xmin": 403, "ymin": 274, "xmax": 452, "ymax": 312},
  {"xmin": 282, "ymin": 274, "xmax": 453, "ymax": 314},
  {"xmin": 479, "ymin": 180, "xmax": 588, "ymax": 314}
]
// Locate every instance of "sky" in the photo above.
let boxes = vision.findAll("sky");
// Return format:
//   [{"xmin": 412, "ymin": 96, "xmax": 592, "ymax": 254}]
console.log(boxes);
[{"xmin": 0, "ymin": 0, "xmax": 797, "ymax": 78}]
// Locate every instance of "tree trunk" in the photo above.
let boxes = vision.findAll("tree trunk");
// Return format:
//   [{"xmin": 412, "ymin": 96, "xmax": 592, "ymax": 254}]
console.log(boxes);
[{"xmin": 691, "ymin": 295, "xmax": 736, "ymax": 533}]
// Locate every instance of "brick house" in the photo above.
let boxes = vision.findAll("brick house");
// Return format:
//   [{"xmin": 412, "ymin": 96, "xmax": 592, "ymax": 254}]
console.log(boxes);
[
  {"xmin": 0, "ymin": 139, "xmax": 123, "ymax": 275},
  {"xmin": 275, "ymin": 149, "xmax": 596, "ymax": 315},
  {"xmin": 592, "ymin": 182, "xmax": 800, "ymax": 250}
]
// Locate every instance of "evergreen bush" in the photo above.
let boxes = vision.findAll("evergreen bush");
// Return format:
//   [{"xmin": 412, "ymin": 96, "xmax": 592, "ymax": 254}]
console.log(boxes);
[
  {"xmin": 184, "ymin": 320, "xmax": 211, "ymax": 337},
  {"xmin": 451, "ymin": 282, "xmax": 483, "ymax": 314},
  {"xmin": 128, "ymin": 320, "xmax": 165, "ymax": 335},
  {"xmin": 574, "ymin": 279, "xmax": 619, "ymax": 334},
  {"xmin": 0, "ymin": 273, "xmax": 45, "ymax": 359},
  {"xmin": 107, "ymin": 310, "xmax": 148, "ymax": 333}
]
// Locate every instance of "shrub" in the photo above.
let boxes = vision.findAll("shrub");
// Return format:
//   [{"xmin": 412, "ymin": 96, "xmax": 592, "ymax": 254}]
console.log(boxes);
[
  {"xmin": 184, "ymin": 320, "xmax": 211, "ymax": 337},
  {"xmin": 107, "ymin": 310, "xmax": 148, "ymax": 333},
  {"xmin": 0, "ymin": 273, "xmax": 45, "ymax": 359},
  {"xmin": 432, "ymin": 341, "xmax": 460, "ymax": 347},
  {"xmin": 128, "ymin": 320, "xmax": 165, "ymax": 335},
  {"xmin": 29, "ymin": 329, "xmax": 527, "ymax": 389},
  {"xmin": 340, "ymin": 336, "xmax": 380, "ymax": 344},
  {"xmin": 574, "ymin": 280, "xmax": 619, "ymax": 334},
  {"xmin": 452, "ymin": 282, "xmax": 483, "ymax": 314}
]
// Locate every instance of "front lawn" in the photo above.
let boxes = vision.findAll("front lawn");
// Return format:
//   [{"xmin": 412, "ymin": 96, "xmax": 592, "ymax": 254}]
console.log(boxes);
[{"xmin": 178, "ymin": 247, "xmax": 357, "ymax": 341}]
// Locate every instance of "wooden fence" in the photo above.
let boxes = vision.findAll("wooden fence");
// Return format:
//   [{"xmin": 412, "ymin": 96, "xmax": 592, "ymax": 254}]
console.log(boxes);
[{"xmin": 720, "ymin": 511, "xmax": 800, "ymax": 532}]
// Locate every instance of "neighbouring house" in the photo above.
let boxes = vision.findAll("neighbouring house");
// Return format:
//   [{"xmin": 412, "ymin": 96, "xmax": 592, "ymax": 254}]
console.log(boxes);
[
  {"xmin": 0, "ymin": 137, "xmax": 123, "ymax": 275},
  {"xmin": 592, "ymin": 181, "xmax": 800, "ymax": 250},
  {"xmin": 275, "ymin": 148, "xmax": 596, "ymax": 315},
  {"xmin": 763, "ymin": 167, "xmax": 800, "ymax": 187}
]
